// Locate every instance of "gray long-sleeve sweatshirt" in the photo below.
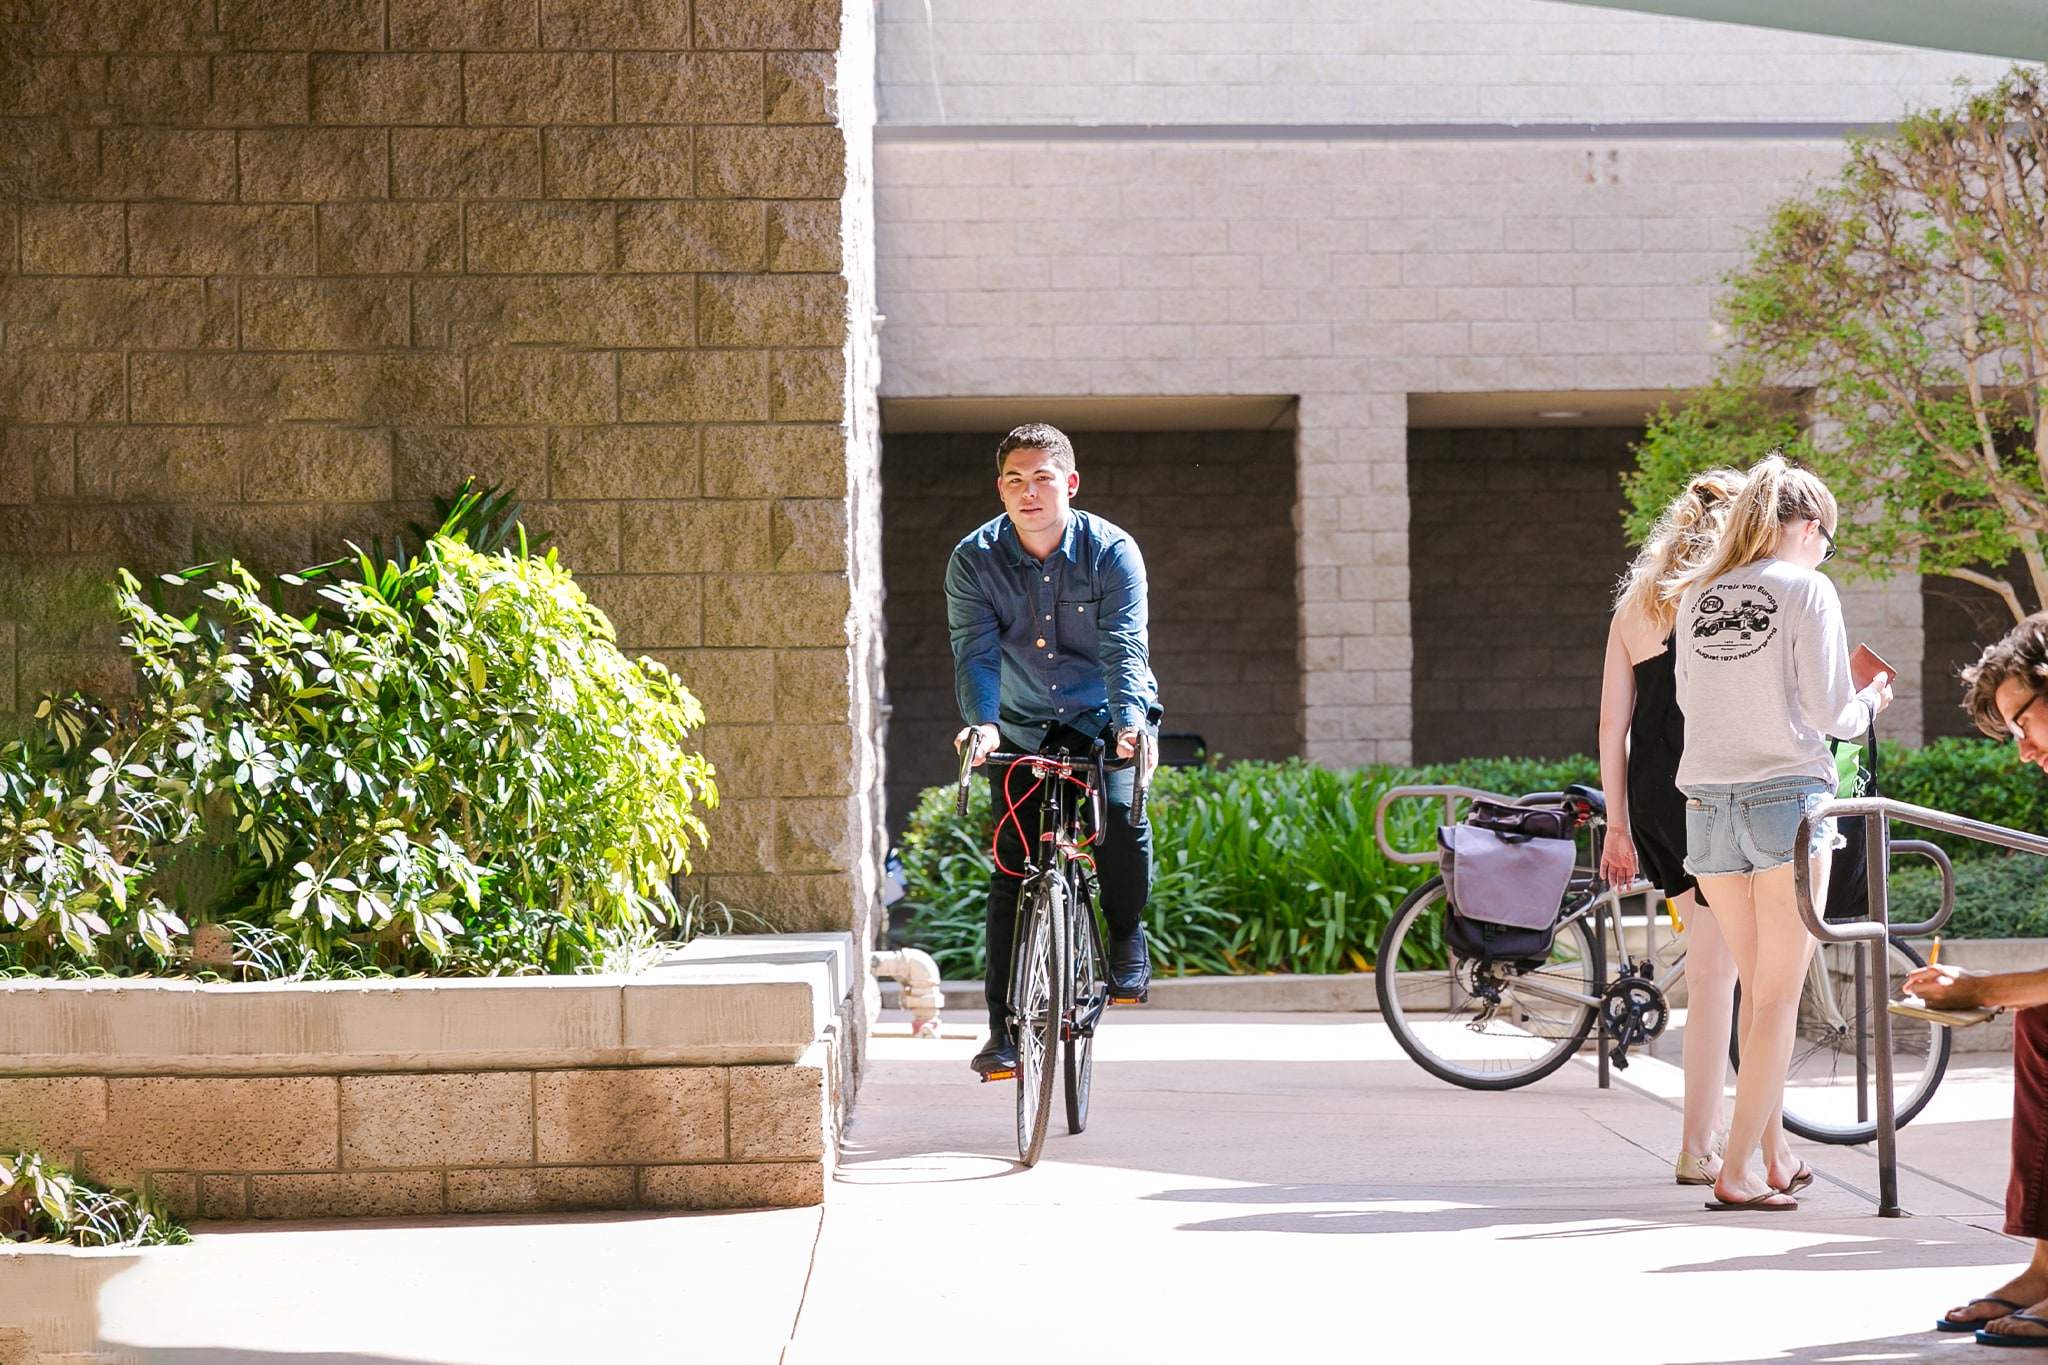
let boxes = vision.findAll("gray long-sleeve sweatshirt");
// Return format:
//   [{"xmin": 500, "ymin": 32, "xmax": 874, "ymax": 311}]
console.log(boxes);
[{"xmin": 1673, "ymin": 557, "xmax": 1876, "ymax": 788}]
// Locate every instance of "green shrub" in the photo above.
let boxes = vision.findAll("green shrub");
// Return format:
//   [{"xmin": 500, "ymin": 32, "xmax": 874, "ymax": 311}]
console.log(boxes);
[
  {"xmin": 1889, "ymin": 855, "xmax": 2048, "ymax": 938},
  {"xmin": 1879, "ymin": 737, "xmax": 2048, "ymax": 856},
  {"xmin": 0, "ymin": 489, "xmax": 717, "ymax": 978},
  {"xmin": 897, "ymin": 775, "xmax": 1242, "ymax": 979},
  {"xmin": 1410, "ymin": 753, "xmax": 1600, "ymax": 801},
  {"xmin": 900, "ymin": 758, "xmax": 1444, "ymax": 977},
  {"xmin": 1, "ymin": 1151, "xmax": 187, "ymax": 1248}
]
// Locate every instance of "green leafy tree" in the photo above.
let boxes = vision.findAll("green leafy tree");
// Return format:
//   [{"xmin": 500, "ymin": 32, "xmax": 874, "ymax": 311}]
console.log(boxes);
[{"xmin": 1628, "ymin": 66, "xmax": 2048, "ymax": 621}]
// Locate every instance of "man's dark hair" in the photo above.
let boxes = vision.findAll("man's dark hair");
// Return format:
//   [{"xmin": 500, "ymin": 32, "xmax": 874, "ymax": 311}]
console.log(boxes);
[
  {"xmin": 1962, "ymin": 610, "xmax": 2048, "ymax": 738},
  {"xmin": 995, "ymin": 423, "xmax": 1076, "ymax": 475}
]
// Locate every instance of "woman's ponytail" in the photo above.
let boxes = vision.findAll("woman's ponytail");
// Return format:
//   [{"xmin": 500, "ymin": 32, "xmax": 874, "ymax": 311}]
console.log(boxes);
[
  {"xmin": 1616, "ymin": 467, "xmax": 1745, "ymax": 630},
  {"xmin": 1676, "ymin": 452, "xmax": 1838, "ymax": 593}
]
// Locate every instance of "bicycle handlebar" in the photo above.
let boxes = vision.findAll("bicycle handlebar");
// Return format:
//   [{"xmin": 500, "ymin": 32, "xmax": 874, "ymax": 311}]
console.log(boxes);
[{"xmin": 954, "ymin": 734, "xmax": 1153, "ymax": 828}]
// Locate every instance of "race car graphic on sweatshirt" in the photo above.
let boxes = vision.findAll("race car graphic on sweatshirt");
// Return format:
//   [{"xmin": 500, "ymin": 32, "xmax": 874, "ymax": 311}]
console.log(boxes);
[{"xmin": 1690, "ymin": 584, "xmax": 1780, "ymax": 662}]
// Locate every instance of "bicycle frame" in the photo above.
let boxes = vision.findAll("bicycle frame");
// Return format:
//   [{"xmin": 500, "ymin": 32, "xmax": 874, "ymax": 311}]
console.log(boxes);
[{"xmin": 978, "ymin": 748, "xmax": 1113, "ymax": 1044}]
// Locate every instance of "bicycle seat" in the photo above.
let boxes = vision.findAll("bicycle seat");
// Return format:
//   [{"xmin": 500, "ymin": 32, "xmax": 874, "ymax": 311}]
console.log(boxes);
[{"xmin": 1564, "ymin": 783, "xmax": 1606, "ymax": 816}]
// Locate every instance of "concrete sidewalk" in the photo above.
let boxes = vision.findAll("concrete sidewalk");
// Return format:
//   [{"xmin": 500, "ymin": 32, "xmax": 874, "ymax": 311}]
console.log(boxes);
[
  {"xmin": 790, "ymin": 1011, "xmax": 2023, "ymax": 1364},
  {"xmin": 50, "ymin": 1009, "xmax": 2027, "ymax": 1364}
]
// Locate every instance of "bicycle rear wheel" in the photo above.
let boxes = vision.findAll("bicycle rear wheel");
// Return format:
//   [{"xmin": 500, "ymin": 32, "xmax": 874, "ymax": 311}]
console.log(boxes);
[
  {"xmin": 1064, "ymin": 876, "xmax": 1103, "ymax": 1135},
  {"xmin": 1012, "ymin": 875, "xmax": 1066, "ymax": 1166},
  {"xmin": 1730, "ymin": 936, "xmax": 1950, "ymax": 1145},
  {"xmin": 1376, "ymin": 876, "xmax": 1600, "ymax": 1090}
]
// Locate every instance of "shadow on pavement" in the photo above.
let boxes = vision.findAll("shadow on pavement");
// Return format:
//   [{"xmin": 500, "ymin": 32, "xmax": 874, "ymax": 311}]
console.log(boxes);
[
  {"xmin": 1650, "ymin": 1234, "xmax": 2024, "ymax": 1275},
  {"xmin": 1704, "ymin": 1328, "xmax": 1984, "ymax": 1362}
]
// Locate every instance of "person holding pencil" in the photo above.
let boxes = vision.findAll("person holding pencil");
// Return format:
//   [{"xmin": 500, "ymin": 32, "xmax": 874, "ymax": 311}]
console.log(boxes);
[{"xmin": 1913, "ymin": 613, "xmax": 2048, "ymax": 1343}]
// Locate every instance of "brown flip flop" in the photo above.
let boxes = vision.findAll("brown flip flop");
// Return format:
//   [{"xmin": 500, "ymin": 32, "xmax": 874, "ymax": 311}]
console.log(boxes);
[
  {"xmin": 1703, "ymin": 1189, "xmax": 1798, "ymax": 1211},
  {"xmin": 1773, "ymin": 1164, "xmax": 1815, "ymax": 1196}
]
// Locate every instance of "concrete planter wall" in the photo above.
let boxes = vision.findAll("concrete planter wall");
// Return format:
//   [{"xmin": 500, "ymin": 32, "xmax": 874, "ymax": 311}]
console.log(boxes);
[{"xmin": 0, "ymin": 934, "xmax": 855, "ymax": 1220}]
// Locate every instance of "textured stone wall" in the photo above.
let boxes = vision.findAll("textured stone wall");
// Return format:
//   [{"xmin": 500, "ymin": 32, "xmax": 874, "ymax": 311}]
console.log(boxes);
[
  {"xmin": 882, "ymin": 428, "xmax": 1298, "ymax": 827},
  {"xmin": 1408, "ymin": 426, "xmax": 1630, "ymax": 763},
  {"xmin": 0, "ymin": 0, "xmax": 882, "ymax": 935}
]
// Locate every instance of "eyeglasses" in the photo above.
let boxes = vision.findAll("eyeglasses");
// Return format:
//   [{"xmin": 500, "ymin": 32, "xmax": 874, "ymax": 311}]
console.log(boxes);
[
  {"xmin": 2011, "ymin": 691, "xmax": 2047, "ymax": 743},
  {"xmin": 1816, "ymin": 520, "xmax": 1838, "ymax": 564}
]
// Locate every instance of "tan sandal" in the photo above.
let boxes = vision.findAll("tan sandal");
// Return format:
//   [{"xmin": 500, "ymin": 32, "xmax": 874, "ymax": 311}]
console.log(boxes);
[{"xmin": 1674, "ymin": 1151, "xmax": 1719, "ymax": 1186}]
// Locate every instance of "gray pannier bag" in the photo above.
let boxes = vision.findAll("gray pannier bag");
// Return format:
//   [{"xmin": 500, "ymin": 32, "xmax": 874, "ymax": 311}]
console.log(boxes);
[{"xmin": 1437, "ymin": 800, "xmax": 1578, "ymax": 964}]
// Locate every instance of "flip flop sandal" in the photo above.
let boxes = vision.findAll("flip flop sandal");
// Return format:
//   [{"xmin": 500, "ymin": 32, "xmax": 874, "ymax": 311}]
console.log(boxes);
[
  {"xmin": 1977, "ymin": 1311, "xmax": 2048, "ymax": 1347},
  {"xmin": 1703, "ymin": 1190, "xmax": 1798, "ymax": 1211},
  {"xmin": 1939, "ymin": 1297, "xmax": 2027, "ymax": 1333},
  {"xmin": 1773, "ymin": 1164, "xmax": 1815, "ymax": 1196}
]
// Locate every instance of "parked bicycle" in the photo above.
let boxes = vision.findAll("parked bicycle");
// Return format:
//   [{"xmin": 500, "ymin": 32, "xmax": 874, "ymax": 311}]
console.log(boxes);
[
  {"xmin": 1370, "ymin": 782, "xmax": 1956, "ymax": 1144},
  {"xmin": 956, "ymin": 732, "xmax": 1155, "ymax": 1166}
]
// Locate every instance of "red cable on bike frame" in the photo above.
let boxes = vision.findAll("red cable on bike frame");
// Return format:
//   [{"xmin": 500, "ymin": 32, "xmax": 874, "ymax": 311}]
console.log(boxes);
[{"xmin": 991, "ymin": 755, "xmax": 1101, "ymax": 879}]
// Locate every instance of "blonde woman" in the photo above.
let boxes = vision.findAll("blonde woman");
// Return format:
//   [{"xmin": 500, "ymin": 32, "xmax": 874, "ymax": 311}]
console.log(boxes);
[
  {"xmin": 1674, "ymin": 455, "xmax": 1893, "ymax": 1211},
  {"xmin": 1597, "ymin": 469, "xmax": 1745, "ymax": 1187}
]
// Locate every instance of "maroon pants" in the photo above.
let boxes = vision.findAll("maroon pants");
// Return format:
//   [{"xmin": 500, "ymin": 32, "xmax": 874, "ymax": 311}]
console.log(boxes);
[{"xmin": 2010, "ymin": 1005, "xmax": 2048, "ymax": 1238}]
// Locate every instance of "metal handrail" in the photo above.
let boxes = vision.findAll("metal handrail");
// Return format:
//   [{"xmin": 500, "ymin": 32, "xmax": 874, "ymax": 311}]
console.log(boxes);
[{"xmin": 1794, "ymin": 796, "xmax": 2018, "ymax": 1216}]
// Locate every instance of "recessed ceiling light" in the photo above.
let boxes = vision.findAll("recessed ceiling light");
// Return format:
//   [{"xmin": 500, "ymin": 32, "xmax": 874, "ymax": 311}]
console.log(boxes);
[{"xmin": 1534, "ymin": 409, "xmax": 1587, "ymax": 419}]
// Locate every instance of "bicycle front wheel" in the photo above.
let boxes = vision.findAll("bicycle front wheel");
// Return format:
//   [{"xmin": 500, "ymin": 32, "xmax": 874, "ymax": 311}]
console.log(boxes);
[
  {"xmin": 1376, "ymin": 876, "xmax": 1600, "ymax": 1090},
  {"xmin": 1731, "ymin": 936, "xmax": 1950, "ymax": 1145},
  {"xmin": 1064, "ymin": 877, "xmax": 1102, "ymax": 1135},
  {"xmin": 1012, "ymin": 875, "xmax": 1067, "ymax": 1166}
]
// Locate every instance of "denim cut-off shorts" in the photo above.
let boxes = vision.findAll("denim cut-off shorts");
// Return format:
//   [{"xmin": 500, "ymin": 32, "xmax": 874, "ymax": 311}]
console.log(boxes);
[{"xmin": 1682, "ymin": 776, "xmax": 1839, "ymax": 878}]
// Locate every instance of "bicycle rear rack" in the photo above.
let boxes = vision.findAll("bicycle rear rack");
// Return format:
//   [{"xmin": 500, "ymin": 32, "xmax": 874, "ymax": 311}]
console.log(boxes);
[{"xmin": 1796, "ymin": 798, "xmax": 2045, "ymax": 1216}]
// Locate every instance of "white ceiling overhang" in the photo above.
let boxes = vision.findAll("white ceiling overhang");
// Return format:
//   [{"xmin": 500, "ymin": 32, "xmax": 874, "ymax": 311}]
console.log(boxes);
[{"xmin": 1553, "ymin": 0, "xmax": 2048, "ymax": 63}]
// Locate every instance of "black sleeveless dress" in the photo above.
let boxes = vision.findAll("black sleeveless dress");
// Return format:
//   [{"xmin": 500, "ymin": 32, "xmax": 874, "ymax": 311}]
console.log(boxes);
[{"xmin": 1626, "ymin": 633, "xmax": 1699, "ymax": 902}]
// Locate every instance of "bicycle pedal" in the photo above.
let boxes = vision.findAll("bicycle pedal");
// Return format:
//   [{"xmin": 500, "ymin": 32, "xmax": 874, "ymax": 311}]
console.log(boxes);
[
  {"xmin": 979, "ymin": 1068, "xmax": 1016, "ymax": 1083},
  {"xmin": 1108, "ymin": 991, "xmax": 1149, "ymax": 1005}
]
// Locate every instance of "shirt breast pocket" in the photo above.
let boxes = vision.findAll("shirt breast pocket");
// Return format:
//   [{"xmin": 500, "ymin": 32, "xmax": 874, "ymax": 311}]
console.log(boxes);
[{"xmin": 1057, "ymin": 594, "xmax": 1103, "ymax": 651}]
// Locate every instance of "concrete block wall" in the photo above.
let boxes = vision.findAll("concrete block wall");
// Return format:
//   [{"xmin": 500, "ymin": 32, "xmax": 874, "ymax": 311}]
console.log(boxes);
[
  {"xmin": 875, "ymin": 0, "xmax": 2013, "ymax": 126},
  {"xmin": 882, "ymin": 428, "xmax": 1297, "ymax": 824},
  {"xmin": 870, "ymin": 0, "xmax": 1989, "ymax": 762},
  {"xmin": 0, "ymin": 934, "xmax": 860, "ymax": 1218},
  {"xmin": 0, "ymin": 0, "xmax": 884, "ymax": 937},
  {"xmin": 0, "ymin": 1055, "xmax": 832, "ymax": 1218},
  {"xmin": 1409, "ymin": 426, "xmax": 1632, "ymax": 763},
  {"xmin": 878, "ymin": 134, "xmax": 1937, "ymax": 763}
]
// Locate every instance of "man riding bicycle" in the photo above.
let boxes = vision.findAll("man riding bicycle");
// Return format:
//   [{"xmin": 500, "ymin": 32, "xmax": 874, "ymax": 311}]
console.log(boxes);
[{"xmin": 948, "ymin": 423, "xmax": 1162, "ymax": 1080}]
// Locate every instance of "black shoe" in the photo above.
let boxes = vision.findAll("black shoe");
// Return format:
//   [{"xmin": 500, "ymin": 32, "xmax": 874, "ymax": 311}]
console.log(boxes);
[
  {"xmin": 971, "ymin": 1033, "xmax": 1018, "ymax": 1081},
  {"xmin": 1109, "ymin": 929, "xmax": 1152, "ymax": 1004}
]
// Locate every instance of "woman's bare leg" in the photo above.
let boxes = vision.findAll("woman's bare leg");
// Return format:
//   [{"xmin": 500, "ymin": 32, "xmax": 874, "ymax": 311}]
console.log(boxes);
[
  {"xmin": 1716, "ymin": 849, "xmax": 1828, "ymax": 1203},
  {"xmin": 1677, "ymin": 889, "xmax": 1735, "ymax": 1165}
]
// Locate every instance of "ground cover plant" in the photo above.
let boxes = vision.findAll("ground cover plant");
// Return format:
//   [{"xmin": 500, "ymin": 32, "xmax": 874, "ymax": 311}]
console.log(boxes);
[
  {"xmin": 897, "ymin": 739, "xmax": 2048, "ymax": 976},
  {"xmin": 0, "ymin": 487, "xmax": 717, "ymax": 978},
  {"xmin": 0, "ymin": 1151, "xmax": 187, "ymax": 1248},
  {"xmin": 901, "ymin": 754, "xmax": 1593, "ymax": 979}
]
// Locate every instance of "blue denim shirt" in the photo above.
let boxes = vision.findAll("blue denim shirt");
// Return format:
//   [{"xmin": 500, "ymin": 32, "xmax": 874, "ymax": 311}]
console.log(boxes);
[{"xmin": 945, "ymin": 510, "xmax": 1161, "ymax": 751}]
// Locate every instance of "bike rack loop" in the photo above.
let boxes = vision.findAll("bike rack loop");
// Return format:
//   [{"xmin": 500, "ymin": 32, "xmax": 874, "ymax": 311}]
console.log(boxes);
[
  {"xmin": 1795, "ymin": 797, "xmax": 2040, "ymax": 1216},
  {"xmin": 1371, "ymin": 783, "xmax": 1574, "ymax": 865}
]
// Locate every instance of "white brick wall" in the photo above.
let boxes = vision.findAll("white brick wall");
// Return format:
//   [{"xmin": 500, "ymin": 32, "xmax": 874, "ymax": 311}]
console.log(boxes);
[
  {"xmin": 876, "ymin": 135, "xmax": 1934, "ymax": 762},
  {"xmin": 877, "ymin": 0, "xmax": 2013, "ymax": 127}
]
